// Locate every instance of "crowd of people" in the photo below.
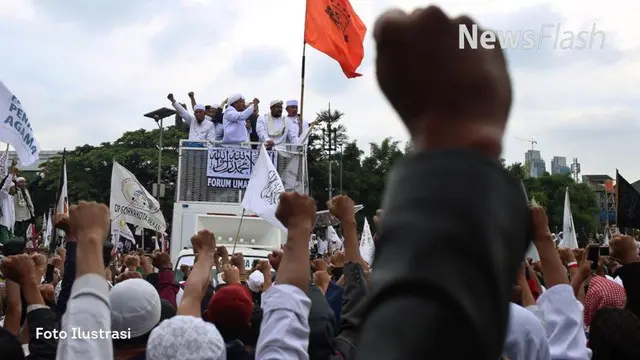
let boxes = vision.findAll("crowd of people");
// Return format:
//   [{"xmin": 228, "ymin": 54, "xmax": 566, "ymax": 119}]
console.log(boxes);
[
  {"xmin": 1, "ymin": 5, "xmax": 640, "ymax": 360},
  {"xmin": 169, "ymin": 91, "xmax": 309, "ymax": 149},
  {"xmin": 0, "ymin": 168, "xmax": 36, "ymax": 247}
]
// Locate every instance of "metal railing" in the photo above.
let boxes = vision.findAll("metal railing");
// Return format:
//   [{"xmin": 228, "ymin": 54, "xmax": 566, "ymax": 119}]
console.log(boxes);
[{"xmin": 176, "ymin": 140, "xmax": 309, "ymax": 203}]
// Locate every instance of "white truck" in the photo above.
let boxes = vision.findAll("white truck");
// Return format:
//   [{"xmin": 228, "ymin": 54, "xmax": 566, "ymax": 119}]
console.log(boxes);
[{"xmin": 169, "ymin": 140, "xmax": 304, "ymax": 274}]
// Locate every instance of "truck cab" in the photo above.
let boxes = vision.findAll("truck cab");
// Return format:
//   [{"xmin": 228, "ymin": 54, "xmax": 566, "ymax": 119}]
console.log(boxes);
[{"xmin": 170, "ymin": 140, "xmax": 308, "ymax": 267}]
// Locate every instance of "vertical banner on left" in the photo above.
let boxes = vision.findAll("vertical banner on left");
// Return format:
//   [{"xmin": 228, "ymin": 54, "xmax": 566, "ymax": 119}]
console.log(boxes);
[{"xmin": 0, "ymin": 80, "xmax": 40, "ymax": 166}]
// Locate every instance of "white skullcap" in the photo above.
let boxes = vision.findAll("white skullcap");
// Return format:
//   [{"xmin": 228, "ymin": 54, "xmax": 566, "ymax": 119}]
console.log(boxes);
[
  {"xmin": 147, "ymin": 315, "xmax": 226, "ymax": 360},
  {"xmin": 16, "ymin": 177, "xmax": 25, "ymax": 182},
  {"xmin": 110, "ymin": 278, "xmax": 162, "ymax": 337},
  {"xmin": 228, "ymin": 94, "xmax": 244, "ymax": 105},
  {"xmin": 211, "ymin": 103, "xmax": 220, "ymax": 109},
  {"xmin": 270, "ymin": 100, "xmax": 283, "ymax": 107},
  {"xmin": 286, "ymin": 100, "xmax": 298, "ymax": 107},
  {"xmin": 247, "ymin": 270, "xmax": 264, "ymax": 293},
  {"xmin": 193, "ymin": 104, "xmax": 206, "ymax": 111}
]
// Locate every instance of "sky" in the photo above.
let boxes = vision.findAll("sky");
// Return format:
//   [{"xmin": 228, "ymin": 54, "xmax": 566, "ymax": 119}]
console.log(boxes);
[{"xmin": 1, "ymin": 0, "xmax": 639, "ymax": 179}]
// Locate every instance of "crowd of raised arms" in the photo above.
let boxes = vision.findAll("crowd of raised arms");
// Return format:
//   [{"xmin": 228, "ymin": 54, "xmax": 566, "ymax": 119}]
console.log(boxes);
[{"xmin": 1, "ymin": 5, "xmax": 640, "ymax": 360}]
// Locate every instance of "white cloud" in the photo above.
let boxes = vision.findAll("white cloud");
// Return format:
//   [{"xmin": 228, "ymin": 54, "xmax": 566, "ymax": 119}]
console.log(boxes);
[{"xmin": 1, "ymin": 0, "xmax": 639, "ymax": 179}]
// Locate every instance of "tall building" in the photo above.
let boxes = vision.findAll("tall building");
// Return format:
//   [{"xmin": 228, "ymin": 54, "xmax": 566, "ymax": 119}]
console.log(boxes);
[
  {"xmin": 525, "ymin": 150, "xmax": 546, "ymax": 177},
  {"xmin": 551, "ymin": 156, "xmax": 571, "ymax": 175}
]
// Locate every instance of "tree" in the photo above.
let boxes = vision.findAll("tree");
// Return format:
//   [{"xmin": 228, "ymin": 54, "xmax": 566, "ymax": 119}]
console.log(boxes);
[
  {"xmin": 33, "ymin": 126, "xmax": 188, "ymax": 224},
  {"xmin": 503, "ymin": 161, "xmax": 599, "ymax": 246},
  {"xmin": 307, "ymin": 108, "xmax": 349, "ymax": 209}
]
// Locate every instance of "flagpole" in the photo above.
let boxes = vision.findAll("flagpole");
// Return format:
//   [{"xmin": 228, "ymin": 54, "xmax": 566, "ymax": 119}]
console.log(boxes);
[
  {"xmin": 615, "ymin": 169, "xmax": 619, "ymax": 226},
  {"xmin": 232, "ymin": 209, "xmax": 247, "ymax": 255},
  {"xmin": 300, "ymin": 1, "xmax": 308, "ymax": 120}
]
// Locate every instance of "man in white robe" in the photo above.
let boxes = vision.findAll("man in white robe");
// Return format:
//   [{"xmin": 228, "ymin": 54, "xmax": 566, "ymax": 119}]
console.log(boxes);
[
  {"xmin": 13, "ymin": 176, "xmax": 34, "ymax": 238},
  {"xmin": 256, "ymin": 100, "xmax": 299, "ymax": 150},
  {"xmin": 285, "ymin": 100, "xmax": 308, "ymax": 138},
  {"xmin": 222, "ymin": 94, "xmax": 259, "ymax": 148},
  {"xmin": 167, "ymin": 93, "xmax": 214, "ymax": 141},
  {"xmin": 0, "ymin": 173, "xmax": 15, "ymax": 244}
]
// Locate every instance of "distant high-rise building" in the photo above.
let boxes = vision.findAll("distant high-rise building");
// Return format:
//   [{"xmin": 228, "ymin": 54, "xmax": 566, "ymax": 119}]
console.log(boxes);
[
  {"xmin": 525, "ymin": 150, "xmax": 546, "ymax": 177},
  {"xmin": 551, "ymin": 156, "xmax": 567, "ymax": 175}
]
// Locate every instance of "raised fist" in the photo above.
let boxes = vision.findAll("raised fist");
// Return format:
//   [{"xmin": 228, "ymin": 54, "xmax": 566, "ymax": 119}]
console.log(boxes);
[
  {"xmin": 68, "ymin": 202, "xmax": 110, "ymax": 243},
  {"xmin": 374, "ymin": 6, "xmax": 511, "ymax": 158},
  {"xmin": 188, "ymin": 91, "xmax": 195, "ymax": 98},
  {"xmin": 530, "ymin": 204, "xmax": 551, "ymax": 243},
  {"xmin": 1, "ymin": 254, "xmax": 36, "ymax": 284},
  {"xmin": 191, "ymin": 229, "xmax": 216, "ymax": 254},
  {"xmin": 276, "ymin": 192, "xmax": 316, "ymax": 230},
  {"xmin": 167, "ymin": 93, "xmax": 175, "ymax": 102},
  {"xmin": 231, "ymin": 253, "xmax": 245, "ymax": 269},
  {"xmin": 53, "ymin": 213, "xmax": 70, "ymax": 233},
  {"xmin": 268, "ymin": 250, "xmax": 283, "ymax": 271},
  {"xmin": 327, "ymin": 195, "xmax": 355, "ymax": 223}
]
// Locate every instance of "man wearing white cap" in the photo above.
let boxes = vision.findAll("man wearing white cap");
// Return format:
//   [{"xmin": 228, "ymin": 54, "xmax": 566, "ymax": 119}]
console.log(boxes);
[
  {"xmin": 188, "ymin": 91, "xmax": 227, "ymax": 141},
  {"xmin": 222, "ymin": 94, "xmax": 259, "ymax": 147},
  {"xmin": 285, "ymin": 100, "xmax": 308, "ymax": 138},
  {"xmin": 0, "ymin": 170, "xmax": 16, "ymax": 244},
  {"xmin": 13, "ymin": 176, "xmax": 34, "ymax": 238},
  {"xmin": 256, "ymin": 100, "xmax": 299, "ymax": 150},
  {"xmin": 167, "ymin": 93, "xmax": 214, "ymax": 141}
]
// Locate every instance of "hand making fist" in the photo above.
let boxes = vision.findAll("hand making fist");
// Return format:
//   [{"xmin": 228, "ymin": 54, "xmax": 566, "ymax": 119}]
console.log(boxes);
[
  {"xmin": 53, "ymin": 213, "xmax": 70, "ymax": 234},
  {"xmin": 530, "ymin": 204, "xmax": 552, "ymax": 244},
  {"xmin": 374, "ymin": 6, "xmax": 511, "ymax": 158},
  {"xmin": 191, "ymin": 229, "xmax": 216, "ymax": 254},
  {"xmin": 167, "ymin": 93, "xmax": 175, "ymax": 102},
  {"xmin": 327, "ymin": 195, "xmax": 355, "ymax": 223},
  {"xmin": 276, "ymin": 192, "xmax": 316, "ymax": 230},
  {"xmin": 68, "ymin": 202, "xmax": 110, "ymax": 242},
  {"xmin": 1, "ymin": 254, "xmax": 37, "ymax": 284}
]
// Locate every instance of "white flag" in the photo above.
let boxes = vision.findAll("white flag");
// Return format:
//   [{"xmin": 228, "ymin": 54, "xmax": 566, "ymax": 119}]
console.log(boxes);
[
  {"xmin": 561, "ymin": 187, "xmax": 579, "ymax": 249},
  {"xmin": 0, "ymin": 81, "xmax": 40, "ymax": 166},
  {"xmin": 111, "ymin": 218, "xmax": 135, "ymax": 244},
  {"xmin": 55, "ymin": 154, "xmax": 69, "ymax": 216},
  {"xmin": 110, "ymin": 161, "xmax": 166, "ymax": 232},
  {"xmin": 44, "ymin": 209, "xmax": 53, "ymax": 247},
  {"xmin": 0, "ymin": 144, "xmax": 9, "ymax": 179},
  {"xmin": 242, "ymin": 144, "xmax": 286, "ymax": 231},
  {"xmin": 526, "ymin": 243, "xmax": 540, "ymax": 262},
  {"xmin": 359, "ymin": 218, "xmax": 375, "ymax": 265},
  {"xmin": 327, "ymin": 226, "xmax": 343, "ymax": 252}
]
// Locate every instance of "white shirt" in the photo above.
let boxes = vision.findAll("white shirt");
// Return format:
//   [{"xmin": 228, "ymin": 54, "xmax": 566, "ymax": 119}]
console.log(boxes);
[
  {"xmin": 222, "ymin": 104, "xmax": 254, "ymax": 145},
  {"xmin": 256, "ymin": 114, "xmax": 299, "ymax": 146},
  {"xmin": 172, "ymin": 102, "xmax": 214, "ymax": 141},
  {"xmin": 0, "ymin": 176, "xmax": 15, "ymax": 229},
  {"xmin": 13, "ymin": 186, "xmax": 33, "ymax": 222},
  {"xmin": 287, "ymin": 116, "xmax": 308, "ymax": 137},
  {"xmin": 256, "ymin": 284, "xmax": 311, "ymax": 360}
]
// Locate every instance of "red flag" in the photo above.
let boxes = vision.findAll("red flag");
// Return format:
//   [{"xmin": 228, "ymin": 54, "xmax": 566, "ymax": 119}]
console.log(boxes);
[{"xmin": 304, "ymin": 0, "xmax": 367, "ymax": 78}]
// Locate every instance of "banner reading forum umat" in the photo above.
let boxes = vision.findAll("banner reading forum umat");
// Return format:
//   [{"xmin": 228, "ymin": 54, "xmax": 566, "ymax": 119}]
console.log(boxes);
[
  {"xmin": 110, "ymin": 161, "xmax": 166, "ymax": 233},
  {"xmin": 0, "ymin": 80, "xmax": 40, "ymax": 166}
]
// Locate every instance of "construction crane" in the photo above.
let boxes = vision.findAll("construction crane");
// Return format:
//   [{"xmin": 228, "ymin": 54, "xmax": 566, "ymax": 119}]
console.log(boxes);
[{"xmin": 515, "ymin": 137, "xmax": 537, "ymax": 151}]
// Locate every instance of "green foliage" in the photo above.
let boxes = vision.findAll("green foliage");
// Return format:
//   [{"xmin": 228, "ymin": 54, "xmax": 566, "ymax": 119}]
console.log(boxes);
[
  {"xmin": 30, "ymin": 108, "xmax": 601, "ymax": 244},
  {"xmin": 32, "ymin": 126, "xmax": 188, "ymax": 221},
  {"xmin": 504, "ymin": 162, "xmax": 599, "ymax": 245}
]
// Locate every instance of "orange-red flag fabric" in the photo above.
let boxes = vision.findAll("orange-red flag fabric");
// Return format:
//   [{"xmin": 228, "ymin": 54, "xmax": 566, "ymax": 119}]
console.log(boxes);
[{"xmin": 304, "ymin": 0, "xmax": 367, "ymax": 78}]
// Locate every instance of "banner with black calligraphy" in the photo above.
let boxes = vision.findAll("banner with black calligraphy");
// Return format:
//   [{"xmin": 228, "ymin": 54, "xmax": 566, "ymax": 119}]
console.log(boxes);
[{"xmin": 206, "ymin": 147, "xmax": 278, "ymax": 189}]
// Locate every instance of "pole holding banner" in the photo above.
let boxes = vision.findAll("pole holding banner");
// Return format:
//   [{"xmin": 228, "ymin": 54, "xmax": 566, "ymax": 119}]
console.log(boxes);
[{"xmin": 232, "ymin": 209, "xmax": 247, "ymax": 255}]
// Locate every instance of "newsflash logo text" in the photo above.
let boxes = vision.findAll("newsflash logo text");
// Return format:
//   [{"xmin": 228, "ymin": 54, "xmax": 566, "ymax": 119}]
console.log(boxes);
[{"xmin": 458, "ymin": 23, "xmax": 605, "ymax": 50}]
